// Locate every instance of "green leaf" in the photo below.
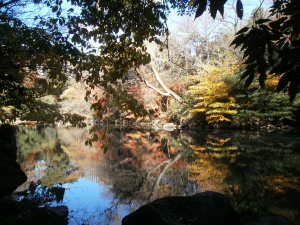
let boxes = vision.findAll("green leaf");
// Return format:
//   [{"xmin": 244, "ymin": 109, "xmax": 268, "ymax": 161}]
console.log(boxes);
[
  {"xmin": 236, "ymin": 27, "xmax": 249, "ymax": 35},
  {"xmin": 259, "ymin": 24, "xmax": 271, "ymax": 31},
  {"xmin": 230, "ymin": 33, "xmax": 245, "ymax": 48},
  {"xmin": 218, "ymin": 4, "xmax": 224, "ymax": 17},
  {"xmin": 276, "ymin": 16, "xmax": 288, "ymax": 25},
  {"xmin": 194, "ymin": 0, "xmax": 207, "ymax": 20},
  {"xmin": 89, "ymin": 127, "xmax": 95, "ymax": 134},
  {"xmin": 236, "ymin": 0, "xmax": 243, "ymax": 20},
  {"xmin": 269, "ymin": 20, "xmax": 282, "ymax": 29},
  {"xmin": 92, "ymin": 134, "xmax": 98, "ymax": 142},
  {"xmin": 256, "ymin": 19, "xmax": 271, "ymax": 24},
  {"xmin": 103, "ymin": 144, "xmax": 108, "ymax": 154}
]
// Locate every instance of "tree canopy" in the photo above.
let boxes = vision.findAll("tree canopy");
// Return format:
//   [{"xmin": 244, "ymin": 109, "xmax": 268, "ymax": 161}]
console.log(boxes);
[
  {"xmin": 0, "ymin": 0, "xmax": 298, "ymax": 130},
  {"xmin": 231, "ymin": 0, "xmax": 300, "ymax": 101}
]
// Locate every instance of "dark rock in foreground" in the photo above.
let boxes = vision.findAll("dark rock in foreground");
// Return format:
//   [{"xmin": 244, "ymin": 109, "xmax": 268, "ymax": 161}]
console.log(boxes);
[
  {"xmin": 122, "ymin": 191, "xmax": 244, "ymax": 225},
  {"xmin": 246, "ymin": 214, "xmax": 295, "ymax": 225},
  {"xmin": 0, "ymin": 198, "xmax": 68, "ymax": 225},
  {"xmin": 122, "ymin": 191, "xmax": 296, "ymax": 225},
  {"xmin": 0, "ymin": 149, "xmax": 27, "ymax": 198},
  {"xmin": 0, "ymin": 124, "xmax": 27, "ymax": 198}
]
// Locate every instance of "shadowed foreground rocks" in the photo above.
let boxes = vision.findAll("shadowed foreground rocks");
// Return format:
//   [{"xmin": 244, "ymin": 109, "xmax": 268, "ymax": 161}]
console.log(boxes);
[
  {"xmin": 0, "ymin": 124, "xmax": 27, "ymax": 198},
  {"xmin": 122, "ymin": 191, "xmax": 244, "ymax": 225},
  {"xmin": 122, "ymin": 191, "xmax": 295, "ymax": 225},
  {"xmin": 0, "ymin": 124, "xmax": 68, "ymax": 225},
  {"xmin": 0, "ymin": 198, "xmax": 68, "ymax": 225}
]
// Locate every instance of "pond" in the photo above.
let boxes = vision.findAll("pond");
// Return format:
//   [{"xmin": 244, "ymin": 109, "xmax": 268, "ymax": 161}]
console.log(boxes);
[{"xmin": 14, "ymin": 125, "xmax": 300, "ymax": 224}]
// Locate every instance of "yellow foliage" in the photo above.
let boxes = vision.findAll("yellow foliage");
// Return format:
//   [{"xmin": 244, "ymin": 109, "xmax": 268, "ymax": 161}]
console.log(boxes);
[
  {"xmin": 206, "ymin": 136, "xmax": 231, "ymax": 146},
  {"xmin": 250, "ymin": 72, "xmax": 280, "ymax": 92},
  {"xmin": 190, "ymin": 145, "xmax": 206, "ymax": 151},
  {"xmin": 206, "ymin": 115, "xmax": 232, "ymax": 123},
  {"xmin": 264, "ymin": 175, "xmax": 300, "ymax": 194},
  {"xmin": 210, "ymin": 152, "xmax": 236, "ymax": 158},
  {"xmin": 265, "ymin": 74, "xmax": 279, "ymax": 87},
  {"xmin": 189, "ymin": 63, "xmax": 239, "ymax": 124},
  {"xmin": 206, "ymin": 146, "xmax": 238, "ymax": 151},
  {"xmin": 188, "ymin": 155, "xmax": 229, "ymax": 192}
]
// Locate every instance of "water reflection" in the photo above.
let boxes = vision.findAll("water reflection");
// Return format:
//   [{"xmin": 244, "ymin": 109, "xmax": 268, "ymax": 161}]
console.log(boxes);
[{"xmin": 15, "ymin": 125, "xmax": 300, "ymax": 224}]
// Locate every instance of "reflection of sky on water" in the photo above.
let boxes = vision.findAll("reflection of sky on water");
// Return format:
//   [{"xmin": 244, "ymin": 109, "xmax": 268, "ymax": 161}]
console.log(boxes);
[
  {"xmin": 58, "ymin": 178, "xmax": 133, "ymax": 225},
  {"xmin": 59, "ymin": 178, "xmax": 116, "ymax": 224}
]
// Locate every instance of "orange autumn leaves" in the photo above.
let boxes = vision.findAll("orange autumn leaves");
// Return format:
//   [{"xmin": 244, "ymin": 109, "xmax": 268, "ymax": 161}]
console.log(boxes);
[{"xmin": 120, "ymin": 131, "xmax": 179, "ymax": 169}]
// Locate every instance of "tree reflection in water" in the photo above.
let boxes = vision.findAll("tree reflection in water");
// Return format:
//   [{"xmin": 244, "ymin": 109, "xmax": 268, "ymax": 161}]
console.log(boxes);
[{"xmin": 15, "ymin": 126, "xmax": 300, "ymax": 224}]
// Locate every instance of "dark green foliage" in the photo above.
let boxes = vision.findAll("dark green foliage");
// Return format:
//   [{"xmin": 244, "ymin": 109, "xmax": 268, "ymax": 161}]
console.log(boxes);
[
  {"xmin": 234, "ymin": 92, "xmax": 296, "ymax": 124},
  {"xmin": 194, "ymin": 0, "xmax": 207, "ymax": 19},
  {"xmin": 232, "ymin": 0, "xmax": 300, "ymax": 101},
  {"xmin": 224, "ymin": 73, "xmax": 299, "ymax": 126}
]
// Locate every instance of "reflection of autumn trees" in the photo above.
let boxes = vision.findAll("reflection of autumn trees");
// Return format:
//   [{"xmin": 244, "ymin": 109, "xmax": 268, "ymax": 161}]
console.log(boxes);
[
  {"xmin": 229, "ymin": 134, "xmax": 300, "ymax": 195},
  {"xmin": 16, "ymin": 126, "xmax": 300, "ymax": 224},
  {"xmin": 19, "ymin": 140, "xmax": 71, "ymax": 187},
  {"xmin": 226, "ymin": 134, "xmax": 300, "ymax": 223},
  {"xmin": 56, "ymin": 127, "xmax": 194, "ymax": 203},
  {"xmin": 187, "ymin": 131, "xmax": 300, "ymax": 224},
  {"xmin": 104, "ymin": 129, "xmax": 192, "ymax": 202},
  {"xmin": 189, "ymin": 135, "xmax": 236, "ymax": 192},
  {"xmin": 39, "ymin": 141, "xmax": 70, "ymax": 187},
  {"xmin": 16, "ymin": 125, "xmax": 57, "ymax": 164}
]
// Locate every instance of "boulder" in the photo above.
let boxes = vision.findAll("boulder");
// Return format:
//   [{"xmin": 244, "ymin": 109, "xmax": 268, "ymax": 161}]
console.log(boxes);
[
  {"xmin": 0, "ymin": 198, "xmax": 68, "ymax": 225},
  {"xmin": 0, "ymin": 150, "xmax": 27, "ymax": 198},
  {"xmin": 44, "ymin": 205, "xmax": 68, "ymax": 218},
  {"xmin": 162, "ymin": 123, "xmax": 177, "ymax": 131},
  {"xmin": 246, "ymin": 214, "xmax": 295, "ymax": 225},
  {"xmin": 0, "ymin": 124, "xmax": 27, "ymax": 198},
  {"xmin": 163, "ymin": 123, "xmax": 177, "ymax": 128},
  {"xmin": 122, "ymin": 191, "xmax": 244, "ymax": 225}
]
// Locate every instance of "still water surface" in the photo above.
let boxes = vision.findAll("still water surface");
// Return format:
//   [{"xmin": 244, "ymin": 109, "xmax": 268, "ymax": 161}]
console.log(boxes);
[{"xmin": 15, "ymin": 125, "xmax": 300, "ymax": 224}]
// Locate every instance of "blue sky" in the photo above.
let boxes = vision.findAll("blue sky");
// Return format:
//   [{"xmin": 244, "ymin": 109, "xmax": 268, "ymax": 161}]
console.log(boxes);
[{"xmin": 14, "ymin": 0, "xmax": 273, "ymax": 50}]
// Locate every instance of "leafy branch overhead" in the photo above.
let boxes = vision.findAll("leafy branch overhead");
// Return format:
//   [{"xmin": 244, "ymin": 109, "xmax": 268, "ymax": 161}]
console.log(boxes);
[
  {"xmin": 1, "ymin": 0, "xmax": 299, "ymax": 146},
  {"xmin": 231, "ymin": 0, "xmax": 300, "ymax": 101},
  {"xmin": 191, "ymin": 0, "xmax": 243, "ymax": 20}
]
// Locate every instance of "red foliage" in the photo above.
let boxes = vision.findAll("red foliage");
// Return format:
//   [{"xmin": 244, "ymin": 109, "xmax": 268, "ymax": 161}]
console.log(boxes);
[
  {"xmin": 172, "ymin": 160, "xmax": 187, "ymax": 169},
  {"xmin": 168, "ymin": 81, "xmax": 188, "ymax": 92}
]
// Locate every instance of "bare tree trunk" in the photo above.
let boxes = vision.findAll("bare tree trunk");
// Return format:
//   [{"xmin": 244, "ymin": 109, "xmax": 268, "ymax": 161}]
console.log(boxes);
[
  {"xmin": 149, "ymin": 152, "xmax": 183, "ymax": 201},
  {"xmin": 143, "ymin": 79, "xmax": 171, "ymax": 97},
  {"xmin": 150, "ymin": 65, "xmax": 186, "ymax": 104}
]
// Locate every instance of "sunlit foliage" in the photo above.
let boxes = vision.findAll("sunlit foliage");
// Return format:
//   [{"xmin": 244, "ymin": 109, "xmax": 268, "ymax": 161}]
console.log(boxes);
[{"xmin": 189, "ymin": 63, "xmax": 239, "ymax": 124}]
